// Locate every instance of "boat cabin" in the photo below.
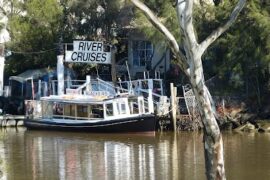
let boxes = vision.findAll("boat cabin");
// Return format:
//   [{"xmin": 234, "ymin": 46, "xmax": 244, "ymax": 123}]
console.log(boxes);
[{"xmin": 39, "ymin": 95, "xmax": 148, "ymax": 121}]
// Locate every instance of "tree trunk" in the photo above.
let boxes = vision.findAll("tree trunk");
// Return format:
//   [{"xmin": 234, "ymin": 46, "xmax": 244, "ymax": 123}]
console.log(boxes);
[
  {"xmin": 204, "ymin": 132, "xmax": 225, "ymax": 180},
  {"xmin": 191, "ymin": 79, "xmax": 225, "ymax": 179}
]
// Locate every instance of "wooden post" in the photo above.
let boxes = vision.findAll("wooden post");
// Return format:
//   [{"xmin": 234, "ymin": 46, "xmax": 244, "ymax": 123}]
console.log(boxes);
[
  {"xmin": 52, "ymin": 81, "xmax": 56, "ymax": 95},
  {"xmin": 44, "ymin": 82, "xmax": 48, "ymax": 96},
  {"xmin": 222, "ymin": 98, "xmax": 225, "ymax": 115},
  {"xmin": 86, "ymin": 75, "xmax": 91, "ymax": 92},
  {"xmin": 31, "ymin": 78, "xmax": 35, "ymax": 100},
  {"xmin": 148, "ymin": 79, "xmax": 153, "ymax": 90},
  {"xmin": 148, "ymin": 89, "xmax": 154, "ymax": 113},
  {"xmin": 170, "ymin": 83, "xmax": 177, "ymax": 131},
  {"xmin": 38, "ymin": 80, "xmax": 41, "ymax": 99},
  {"xmin": 111, "ymin": 46, "xmax": 117, "ymax": 85}
]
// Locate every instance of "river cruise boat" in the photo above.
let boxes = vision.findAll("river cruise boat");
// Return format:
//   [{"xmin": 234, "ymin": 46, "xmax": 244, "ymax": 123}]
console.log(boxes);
[{"xmin": 24, "ymin": 92, "xmax": 156, "ymax": 133}]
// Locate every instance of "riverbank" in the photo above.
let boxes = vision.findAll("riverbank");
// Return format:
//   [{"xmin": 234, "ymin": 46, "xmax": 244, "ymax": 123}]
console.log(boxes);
[{"xmin": 232, "ymin": 120, "xmax": 270, "ymax": 133}]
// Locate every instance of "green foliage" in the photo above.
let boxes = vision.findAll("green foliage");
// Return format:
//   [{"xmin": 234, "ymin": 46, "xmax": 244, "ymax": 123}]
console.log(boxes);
[
  {"xmin": 64, "ymin": 0, "xmax": 123, "ymax": 42},
  {"xmin": 196, "ymin": 0, "xmax": 270, "ymax": 99},
  {"xmin": 6, "ymin": 0, "xmax": 62, "ymax": 75},
  {"xmin": 133, "ymin": 0, "xmax": 180, "ymax": 48}
]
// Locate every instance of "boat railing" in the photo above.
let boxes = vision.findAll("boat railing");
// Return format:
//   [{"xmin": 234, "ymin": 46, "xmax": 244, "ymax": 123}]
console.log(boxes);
[
  {"xmin": 75, "ymin": 81, "xmax": 92, "ymax": 95},
  {"xmin": 95, "ymin": 78, "xmax": 116, "ymax": 96},
  {"xmin": 116, "ymin": 86, "xmax": 129, "ymax": 94},
  {"xmin": 50, "ymin": 80, "xmax": 86, "ymax": 95},
  {"xmin": 138, "ymin": 88, "xmax": 170, "ymax": 115},
  {"xmin": 118, "ymin": 79, "xmax": 164, "ymax": 96},
  {"xmin": 136, "ymin": 88, "xmax": 165, "ymax": 104},
  {"xmin": 50, "ymin": 79, "xmax": 117, "ymax": 96}
]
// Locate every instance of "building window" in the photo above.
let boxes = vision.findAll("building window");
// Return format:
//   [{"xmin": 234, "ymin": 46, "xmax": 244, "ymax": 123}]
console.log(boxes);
[{"xmin": 133, "ymin": 41, "xmax": 153, "ymax": 67}]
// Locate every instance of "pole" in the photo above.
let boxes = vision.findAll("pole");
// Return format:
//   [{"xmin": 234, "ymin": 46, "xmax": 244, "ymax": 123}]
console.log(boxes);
[
  {"xmin": 86, "ymin": 75, "xmax": 91, "ymax": 92},
  {"xmin": 38, "ymin": 79, "xmax": 41, "ymax": 99},
  {"xmin": 56, "ymin": 36, "xmax": 64, "ymax": 95},
  {"xmin": 57, "ymin": 1, "xmax": 67, "ymax": 95},
  {"xmin": 126, "ymin": 61, "xmax": 133, "ymax": 93},
  {"xmin": 0, "ymin": 16, "xmax": 10, "ymax": 96},
  {"xmin": 57, "ymin": 54, "xmax": 64, "ymax": 95},
  {"xmin": 111, "ymin": 45, "xmax": 117, "ymax": 85},
  {"xmin": 148, "ymin": 89, "xmax": 154, "ymax": 113},
  {"xmin": 170, "ymin": 83, "xmax": 177, "ymax": 131},
  {"xmin": 31, "ymin": 78, "xmax": 35, "ymax": 100}
]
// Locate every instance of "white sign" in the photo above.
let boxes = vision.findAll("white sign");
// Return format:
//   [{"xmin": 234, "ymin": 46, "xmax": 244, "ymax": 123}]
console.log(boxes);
[
  {"xmin": 66, "ymin": 88, "xmax": 80, "ymax": 95},
  {"xmin": 85, "ymin": 91, "xmax": 109, "ymax": 96},
  {"xmin": 65, "ymin": 40, "xmax": 111, "ymax": 64}
]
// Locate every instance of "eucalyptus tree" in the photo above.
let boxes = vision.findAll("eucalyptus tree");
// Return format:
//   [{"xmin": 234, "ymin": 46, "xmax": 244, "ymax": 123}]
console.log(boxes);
[
  {"xmin": 5, "ymin": 0, "xmax": 62, "ymax": 76},
  {"xmin": 130, "ymin": 0, "xmax": 246, "ymax": 179}
]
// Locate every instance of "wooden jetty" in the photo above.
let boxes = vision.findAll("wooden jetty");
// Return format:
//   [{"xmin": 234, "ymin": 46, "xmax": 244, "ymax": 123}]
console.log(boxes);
[{"xmin": 0, "ymin": 115, "xmax": 25, "ymax": 127}]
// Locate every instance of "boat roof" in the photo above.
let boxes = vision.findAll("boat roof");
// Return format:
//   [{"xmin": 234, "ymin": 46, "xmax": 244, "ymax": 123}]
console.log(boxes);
[
  {"xmin": 41, "ymin": 95, "xmax": 107, "ymax": 104},
  {"xmin": 40, "ymin": 94, "xmax": 140, "ymax": 104}
]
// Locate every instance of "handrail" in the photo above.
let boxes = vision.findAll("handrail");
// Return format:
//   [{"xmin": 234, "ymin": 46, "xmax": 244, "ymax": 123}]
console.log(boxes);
[
  {"xmin": 96, "ymin": 78, "xmax": 116, "ymax": 95},
  {"xmin": 76, "ymin": 81, "xmax": 91, "ymax": 92},
  {"xmin": 96, "ymin": 78, "xmax": 114, "ymax": 88}
]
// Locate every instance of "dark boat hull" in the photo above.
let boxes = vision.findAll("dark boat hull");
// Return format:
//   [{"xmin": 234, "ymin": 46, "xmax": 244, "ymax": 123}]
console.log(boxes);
[{"xmin": 24, "ymin": 115, "xmax": 156, "ymax": 133}]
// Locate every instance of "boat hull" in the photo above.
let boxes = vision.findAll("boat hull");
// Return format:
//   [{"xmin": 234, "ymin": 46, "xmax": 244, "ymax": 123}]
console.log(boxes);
[{"xmin": 24, "ymin": 115, "xmax": 156, "ymax": 133}]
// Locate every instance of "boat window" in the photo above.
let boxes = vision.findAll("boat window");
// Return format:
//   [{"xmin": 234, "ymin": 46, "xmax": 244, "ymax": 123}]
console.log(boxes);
[
  {"xmin": 53, "ymin": 103, "xmax": 63, "ymax": 116},
  {"xmin": 64, "ymin": 104, "xmax": 76, "ymax": 117},
  {"xmin": 91, "ymin": 105, "xmax": 104, "ymax": 118},
  {"xmin": 77, "ymin": 105, "xmax": 88, "ymax": 118},
  {"xmin": 139, "ymin": 99, "xmax": 144, "ymax": 114},
  {"xmin": 144, "ymin": 101, "xmax": 149, "ymax": 113},
  {"xmin": 106, "ymin": 103, "xmax": 113, "ymax": 117},
  {"xmin": 119, "ymin": 103, "xmax": 126, "ymax": 114},
  {"xmin": 42, "ymin": 101, "xmax": 53, "ymax": 118},
  {"xmin": 129, "ymin": 99, "xmax": 139, "ymax": 114}
]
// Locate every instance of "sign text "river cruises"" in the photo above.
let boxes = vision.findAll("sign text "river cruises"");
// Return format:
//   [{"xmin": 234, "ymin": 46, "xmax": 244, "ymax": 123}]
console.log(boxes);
[{"xmin": 65, "ymin": 41, "xmax": 111, "ymax": 64}]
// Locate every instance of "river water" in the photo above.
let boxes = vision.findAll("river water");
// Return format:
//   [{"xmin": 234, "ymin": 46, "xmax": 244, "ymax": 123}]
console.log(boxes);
[{"xmin": 0, "ymin": 128, "xmax": 270, "ymax": 180}]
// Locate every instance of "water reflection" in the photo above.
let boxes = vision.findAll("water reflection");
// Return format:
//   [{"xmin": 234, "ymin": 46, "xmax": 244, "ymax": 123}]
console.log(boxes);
[
  {"xmin": 1, "ymin": 129, "xmax": 270, "ymax": 180},
  {"xmin": 24, "ymin": 131, "xmax": 205, "ymax": 180},
  {"xmin": 1, "ymin": 129, "xmax": 206, "ymax": 180}
]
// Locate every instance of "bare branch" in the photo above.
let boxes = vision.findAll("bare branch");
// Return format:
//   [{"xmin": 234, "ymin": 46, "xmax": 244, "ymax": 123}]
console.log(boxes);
[
  {"xmin": 130, "ymin": 0, "xmax": 189, "ymax": 73},
  {"xmin": 199, "ymin": 0, "xmax": 246, "ymax": 54}
]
